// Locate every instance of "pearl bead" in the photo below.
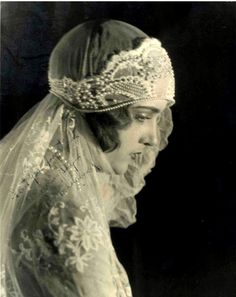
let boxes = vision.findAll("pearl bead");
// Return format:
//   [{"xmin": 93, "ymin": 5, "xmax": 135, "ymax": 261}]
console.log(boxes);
[{"xmin": 48, "ymin": 38, "xmax": 175, "ymax": 112}]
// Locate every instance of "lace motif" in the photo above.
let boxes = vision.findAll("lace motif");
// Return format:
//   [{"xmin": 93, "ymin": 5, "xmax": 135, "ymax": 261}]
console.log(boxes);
[
  {"xmin": 48, "ymin": 201, "xmax": 105, "ymax": 273},
  {"xmin": 15, "ymin": 228, "xmax": 52, "ymax": 268},
  {"xmin": 112, "ymin": 270, "xmax": 132, "ymax": 297},
  {"xmin": 49, "ymin": 38, "xmax": 175, "ymax": 112},
  {"xmin": 110, "ymin": 250, "xmax": 133, "ymax": 297},
  {"xmin": 0, "ymin": 266, "xmax": 6, "ymax": 297},
  {"xmin": 9, "ymin": 116, "xmax": 53, "ymax": 200},
  {"xmin": 0, "ymin": 265, "xmax": 18, "ymax": 297}
]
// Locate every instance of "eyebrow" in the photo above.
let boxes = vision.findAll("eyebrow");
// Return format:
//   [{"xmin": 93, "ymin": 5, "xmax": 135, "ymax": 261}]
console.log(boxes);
[{"xmin": 130, "ymin": 106, "xmax": 160, "ymax": 113}]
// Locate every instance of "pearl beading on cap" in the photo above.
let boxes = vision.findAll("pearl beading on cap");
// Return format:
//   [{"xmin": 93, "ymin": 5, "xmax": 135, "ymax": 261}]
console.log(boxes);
[{"xmin": 49, "ymin": 38, "xmax": 175, "ymax": 113}]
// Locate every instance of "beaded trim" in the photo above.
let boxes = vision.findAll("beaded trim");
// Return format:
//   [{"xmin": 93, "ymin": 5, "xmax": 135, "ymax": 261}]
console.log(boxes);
[{"xmin": 49, "ymin": 38, "xmax": 175, "ymax": 112}]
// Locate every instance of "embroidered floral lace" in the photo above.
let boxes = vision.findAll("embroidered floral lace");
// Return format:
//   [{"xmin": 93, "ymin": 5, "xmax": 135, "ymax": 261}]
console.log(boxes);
[
  {"xmin": 0, "ymin": 20, "xmax": 176, "ymax": 295},
  {"xmin": 0, "ymin": 92, "xmax": 173, "ymax": 296}
]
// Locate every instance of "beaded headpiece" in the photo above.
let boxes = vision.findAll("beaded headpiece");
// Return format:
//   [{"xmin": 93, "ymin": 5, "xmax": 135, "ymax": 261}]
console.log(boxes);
[{"xmin": 49, "ymin": 38, "xmax": 175, "ymax": 112}]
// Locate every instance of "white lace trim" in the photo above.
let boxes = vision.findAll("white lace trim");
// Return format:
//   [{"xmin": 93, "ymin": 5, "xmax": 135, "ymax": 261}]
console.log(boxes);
[
  {"xmin": 49, "ymin": 38, "xmax": 175, "ymax": 112},
  {"xmin": 48, "ymin": 201, "xmax": 105, "ymax": 273}
]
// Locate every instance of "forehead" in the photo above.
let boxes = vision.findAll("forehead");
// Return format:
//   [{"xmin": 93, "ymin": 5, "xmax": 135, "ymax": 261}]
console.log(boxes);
[{"xmin": 130, "ymin": 99, "xmax": 168, "ymax": 113}]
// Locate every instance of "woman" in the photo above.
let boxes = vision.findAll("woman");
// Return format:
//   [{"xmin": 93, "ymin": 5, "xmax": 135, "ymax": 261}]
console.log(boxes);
[{"xmin": 0, "ymin": 20, "xmax": 175, "ymax": 296}]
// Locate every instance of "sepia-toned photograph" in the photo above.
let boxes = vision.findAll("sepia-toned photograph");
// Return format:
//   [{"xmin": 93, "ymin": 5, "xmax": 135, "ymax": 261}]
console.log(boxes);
[{"xmin": 0, "ymin": 2, "xmax": 236, "ymax": 297}]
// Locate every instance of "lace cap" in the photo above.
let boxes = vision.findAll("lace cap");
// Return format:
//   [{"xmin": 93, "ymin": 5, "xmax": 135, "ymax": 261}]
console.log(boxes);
[{"xmin": 49, "ymin": 38, "xmax": 175, "ymax": 112}]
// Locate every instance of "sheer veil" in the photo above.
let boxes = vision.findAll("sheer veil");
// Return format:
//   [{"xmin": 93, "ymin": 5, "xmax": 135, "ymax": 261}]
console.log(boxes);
[{"xmin": 0, "ymin": 20, "xmax": 174, "ymax": 296}]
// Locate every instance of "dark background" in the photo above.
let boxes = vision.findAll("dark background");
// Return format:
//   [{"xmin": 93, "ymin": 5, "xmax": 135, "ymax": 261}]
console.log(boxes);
[{"xmin": 1, "ymin": 2, "xmax": 236, "ymax": 297}]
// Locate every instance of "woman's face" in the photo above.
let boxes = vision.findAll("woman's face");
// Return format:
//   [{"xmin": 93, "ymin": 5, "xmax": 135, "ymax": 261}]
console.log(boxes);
[{"xmin": 105, "ymin": 99, "xmax": 169, "ymax": 175}]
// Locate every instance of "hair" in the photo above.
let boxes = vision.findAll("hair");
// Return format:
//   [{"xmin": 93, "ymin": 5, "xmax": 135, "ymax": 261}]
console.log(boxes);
[
  {"xmin": 48, "ymin": 20, "xmax": 174, "ymax": 152},
  {"xmin": 85, "ymin": 106, "xmax": 132, "ymax": 152}
]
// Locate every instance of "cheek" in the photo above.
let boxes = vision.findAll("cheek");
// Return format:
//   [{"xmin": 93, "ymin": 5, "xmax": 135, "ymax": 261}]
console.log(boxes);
[{"xmin": 118, "ymin": 124, "xmax": 140, "ymax": 145}]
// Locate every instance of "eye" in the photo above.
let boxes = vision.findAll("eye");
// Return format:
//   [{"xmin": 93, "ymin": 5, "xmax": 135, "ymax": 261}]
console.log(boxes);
[{"xmin": 134, "ymin": 113, "xmax": 152, "ymax": 122}]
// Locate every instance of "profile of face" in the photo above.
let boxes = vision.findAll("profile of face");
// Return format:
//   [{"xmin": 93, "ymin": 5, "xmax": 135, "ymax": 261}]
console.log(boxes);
[{"xmin": 105, "ymin": 79, "xmax": 170, "ymax": 175}]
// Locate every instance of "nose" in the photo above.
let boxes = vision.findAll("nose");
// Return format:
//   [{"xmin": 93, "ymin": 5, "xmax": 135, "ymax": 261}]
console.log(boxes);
[{"xmin": 141, "ymin": 122, "xmax": 159, "ymax": 147}]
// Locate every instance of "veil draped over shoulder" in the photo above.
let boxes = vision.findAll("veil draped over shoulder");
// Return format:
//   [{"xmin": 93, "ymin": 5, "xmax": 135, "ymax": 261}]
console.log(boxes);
[{"xmin": 0, "ymin": 20, "xmax": 174, "ymax": 297}]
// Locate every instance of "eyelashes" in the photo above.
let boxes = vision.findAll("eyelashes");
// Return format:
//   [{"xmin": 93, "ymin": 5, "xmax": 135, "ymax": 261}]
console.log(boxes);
[
  {"xmin": 133, "ymin": 113, "xmax": 162, "ymax": 124},
  {"xmin": 134, "ymin": 113, "xmax": 152, "ymax": 122}
]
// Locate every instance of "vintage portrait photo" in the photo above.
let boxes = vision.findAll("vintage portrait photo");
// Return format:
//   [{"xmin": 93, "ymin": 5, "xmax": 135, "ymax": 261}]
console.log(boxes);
[{"xmin": 0, "ymin": 2, "xmax": 236, "ymax": 297}]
